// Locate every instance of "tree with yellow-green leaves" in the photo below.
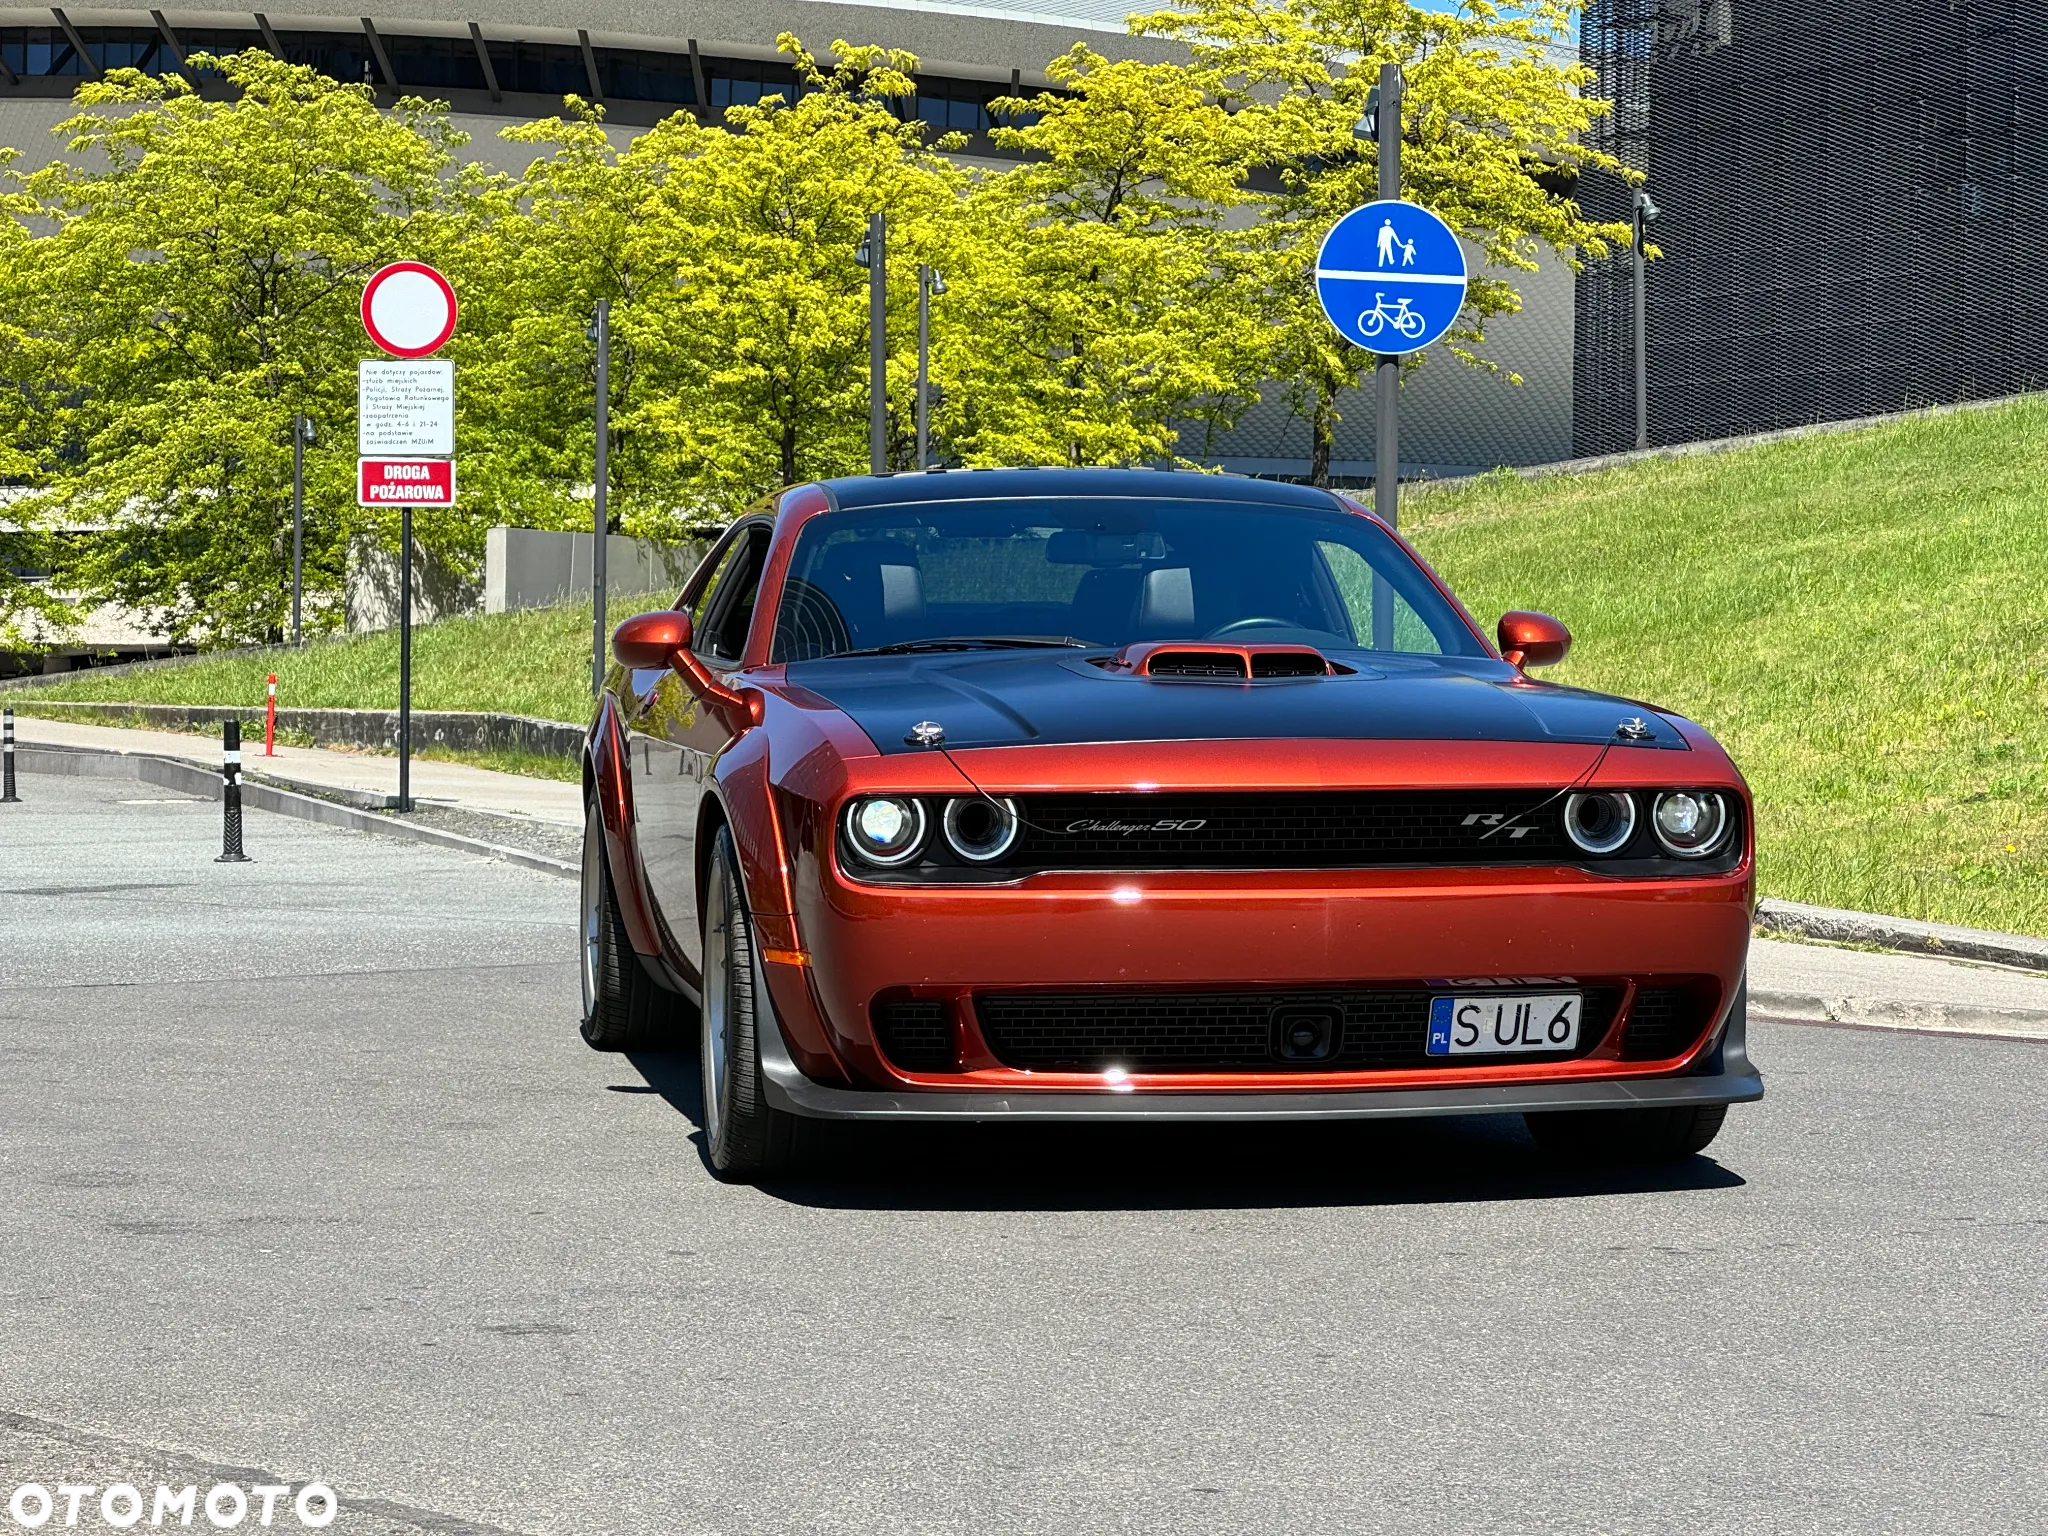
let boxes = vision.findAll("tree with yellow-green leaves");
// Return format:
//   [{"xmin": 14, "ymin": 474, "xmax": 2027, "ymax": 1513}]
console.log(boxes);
[
  {"xmin": 0, "ymin": 51, "xmax": 467, "ymax": 644},
  {"xmin": 1134, "ymin": 0, "xmax": 1635, "ymax": 484},
  {"xmin": 934, "ymin": 44, "xmax": 1273, "ymax": 468},
  {"xmin": 440, "ymin": 101, "xmax": 686, "ymax": 538},
  {"xmin": 625, "ymin": 37, "xmax": 967, "ymax": 518},
  {"xmin": 0, "ymin": 152, "xmax": 69, "ymax": 647},
  {"xmin": 449, "ymin": 37, "xmax": 969, "ymax": 532}
]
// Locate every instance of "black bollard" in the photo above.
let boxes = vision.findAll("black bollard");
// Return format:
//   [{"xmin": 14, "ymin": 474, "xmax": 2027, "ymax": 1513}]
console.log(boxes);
[
  {"xmin": 216, "ymin": 718, "xmax": 250, "ymax": 863},
  {"xmin": 1, "ymin": 705, "xmax": 17, "ymax": 803}
]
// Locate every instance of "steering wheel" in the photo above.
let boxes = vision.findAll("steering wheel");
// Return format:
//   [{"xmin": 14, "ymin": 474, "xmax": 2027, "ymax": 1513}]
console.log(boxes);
[{"xmin": 1203, "ymin": 617, "xmax": 1297, "ymax": 640}]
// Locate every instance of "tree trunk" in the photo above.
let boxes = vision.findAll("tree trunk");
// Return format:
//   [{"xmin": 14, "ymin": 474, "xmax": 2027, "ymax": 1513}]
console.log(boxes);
[
  {"xmin": 780, "ymin": 419, "xmax": 797, "ymax": 487},
  {"xmin": 1309, "ymin": 381, "xmax": 1335, "ymax": 488}
]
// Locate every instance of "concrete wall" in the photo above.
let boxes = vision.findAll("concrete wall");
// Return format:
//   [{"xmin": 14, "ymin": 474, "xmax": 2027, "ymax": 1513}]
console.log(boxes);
[
  {"xmin": 483, "ymin": 525, "xmax": 709, "ymax": 614},
  {"xmin": 344, "ymin": 533, "xmax": 480, "ymax": 633}
]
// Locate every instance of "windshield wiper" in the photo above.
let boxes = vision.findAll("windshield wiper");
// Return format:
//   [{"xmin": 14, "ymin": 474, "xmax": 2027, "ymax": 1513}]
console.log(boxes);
[{"xmin": 831, "ymin": 636, "xmax": 1091, "ymax": 658}]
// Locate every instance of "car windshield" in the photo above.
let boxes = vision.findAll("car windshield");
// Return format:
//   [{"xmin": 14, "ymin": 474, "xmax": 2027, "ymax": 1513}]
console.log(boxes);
[{"xmin": 770, "ymin": 496, "xmax": 1485, "ymax": 663}]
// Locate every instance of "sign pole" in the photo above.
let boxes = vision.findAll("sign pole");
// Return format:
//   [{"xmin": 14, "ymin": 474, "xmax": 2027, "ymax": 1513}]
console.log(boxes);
[
  {"xmin": 592, "ymin": 298, "xmax": 609, "ymax": 698},
  {"xmin": 398, "ymin": 502, "xmax": 412, "ymax": 814},
  {"xmin": 1372, "ymin": 61, "xmax": 1404, "ymax": 651},
  {"xmin": 290, "ymin": 414, "xmax": 305, "ymax": 645}
]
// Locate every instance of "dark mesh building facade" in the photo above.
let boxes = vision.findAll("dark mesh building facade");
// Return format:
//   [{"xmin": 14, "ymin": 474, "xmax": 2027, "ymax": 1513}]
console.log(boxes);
[{"xmin": 1575, "ymin": 0, "xmax": 2048, "ymax": 454}]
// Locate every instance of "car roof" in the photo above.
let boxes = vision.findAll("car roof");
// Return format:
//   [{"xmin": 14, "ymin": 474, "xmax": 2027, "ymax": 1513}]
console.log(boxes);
[{"xmin": 812, "ymin": 467, "xmax": 1351, "ymax": 513}]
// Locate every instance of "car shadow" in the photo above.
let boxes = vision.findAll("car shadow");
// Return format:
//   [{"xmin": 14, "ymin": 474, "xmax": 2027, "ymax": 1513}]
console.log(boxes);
[{"xmin": 620, "ymin": 1048, "xmax": 1745, "ymax": 1212}]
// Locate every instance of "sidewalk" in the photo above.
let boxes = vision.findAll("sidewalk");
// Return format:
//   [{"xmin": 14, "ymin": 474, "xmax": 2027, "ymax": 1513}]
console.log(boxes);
[{"xmin": 11, "ymin": 714, "xmax": 581, "ymax": 826}]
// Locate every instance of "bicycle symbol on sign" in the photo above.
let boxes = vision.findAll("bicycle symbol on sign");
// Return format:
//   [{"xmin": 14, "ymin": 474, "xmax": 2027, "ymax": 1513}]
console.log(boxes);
[{"xmin": 1358, "ymin": 292, "xmax": 1427, "ymax": 340}]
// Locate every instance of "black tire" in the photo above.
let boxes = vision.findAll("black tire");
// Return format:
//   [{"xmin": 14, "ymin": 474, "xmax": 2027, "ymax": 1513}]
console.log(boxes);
[
  {"xmin": 579, "ymin": 799, "xmax": 684, "ymax": 1051},
  {"xmin": 699, "ymin": 824, "xmax": 805, "ymax": 1180},
  {"xmin": 1524, "ymin": 1102, "xmax": 1729, "ymax": 1164}
]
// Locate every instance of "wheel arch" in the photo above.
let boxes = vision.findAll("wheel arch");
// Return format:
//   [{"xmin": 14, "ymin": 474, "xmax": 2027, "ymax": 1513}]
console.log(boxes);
[{"xmin": 585, "ymin": 694, "xmax": 679, "ymax": 976}]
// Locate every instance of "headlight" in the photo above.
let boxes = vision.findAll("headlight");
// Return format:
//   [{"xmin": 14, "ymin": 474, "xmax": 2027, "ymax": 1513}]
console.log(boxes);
[
  {"xmin": 843, "ymin": 796, "xmax": 928, "ymax": 866},
  {"xmin": 943, "ymin": 796, "xmax": 1020, "ymax": 863},
  {"xmin": 1652, "ymin": 790, "xmax": 1730, "ymax": 857},
  {"xmin": 1563, "ymin": 790, "xmax": 1637, "ymax": 855}
]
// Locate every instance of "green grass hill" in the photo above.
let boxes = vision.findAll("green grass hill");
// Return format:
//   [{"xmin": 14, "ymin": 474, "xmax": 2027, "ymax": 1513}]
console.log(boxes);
[{"xmin": 1407, "ymin": 397, "xmax": 2048, "ymax": 936}]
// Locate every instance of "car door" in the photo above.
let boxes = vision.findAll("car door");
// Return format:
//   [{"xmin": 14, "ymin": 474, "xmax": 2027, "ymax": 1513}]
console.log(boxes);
[{"xmin": 623, "ymin": 521, "xmax": 772, "ymax": 979}]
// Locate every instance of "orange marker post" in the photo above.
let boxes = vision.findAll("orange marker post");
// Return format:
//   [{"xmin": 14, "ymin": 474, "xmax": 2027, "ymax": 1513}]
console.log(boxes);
[{"xmin": 265, "ymin": 673, "xmax": 277, "ymax": 757}]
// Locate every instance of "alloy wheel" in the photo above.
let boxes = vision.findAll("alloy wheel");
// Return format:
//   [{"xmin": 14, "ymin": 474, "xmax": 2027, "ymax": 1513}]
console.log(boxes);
[{"xmin": 699, "ymin": 865, "xmax": 731, "ymax": 1152}]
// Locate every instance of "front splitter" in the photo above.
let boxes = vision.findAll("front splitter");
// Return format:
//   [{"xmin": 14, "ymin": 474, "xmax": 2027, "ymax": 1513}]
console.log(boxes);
[{"xmin": 754, "ymin": 953, "xmax": 1764, "ymax": 1123}]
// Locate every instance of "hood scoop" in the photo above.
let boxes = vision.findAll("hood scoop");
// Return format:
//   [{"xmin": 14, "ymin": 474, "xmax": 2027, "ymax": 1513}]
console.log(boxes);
[{"xmin": 1101, "ymin": 642, "xmax": 1345, "ymax": 680}]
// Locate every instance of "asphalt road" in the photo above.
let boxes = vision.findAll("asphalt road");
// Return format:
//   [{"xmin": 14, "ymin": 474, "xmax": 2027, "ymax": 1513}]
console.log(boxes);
[{"xmin": 1, "ymin": 775, "xmax": 2042, "ymax": 1535}]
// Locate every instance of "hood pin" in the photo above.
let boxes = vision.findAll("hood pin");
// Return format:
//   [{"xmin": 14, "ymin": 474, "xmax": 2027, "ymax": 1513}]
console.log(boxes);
[{"xmin": 906, "ymin": 720, "xmax": 947, "ymax": 748}]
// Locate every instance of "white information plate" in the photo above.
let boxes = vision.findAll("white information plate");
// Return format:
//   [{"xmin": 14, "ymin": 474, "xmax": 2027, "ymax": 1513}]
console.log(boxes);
[
  {"xmin": 358, "ymin": 360, "xmax": 454, "ymax": 456},
  {"xmin": 1426, "ymin": 993, "xmax": 1581, "ymax": 1056}
]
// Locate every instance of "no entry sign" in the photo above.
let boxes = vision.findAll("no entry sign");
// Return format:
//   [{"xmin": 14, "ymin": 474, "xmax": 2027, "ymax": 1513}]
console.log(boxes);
[
  {"xmin": 361, "ymin": 261, "xmax": 458, "ymax": 358},
  {"xmin": 358, "ymin": 458, "xmax": 456, "ymax": 507}
]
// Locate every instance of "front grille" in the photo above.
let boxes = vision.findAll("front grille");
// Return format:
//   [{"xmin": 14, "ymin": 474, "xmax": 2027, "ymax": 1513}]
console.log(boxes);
[
  {"xmin": 874, "ymin": 999, "xmax": 953, "ymax": 1072},
  {"xmin": 976, "ymin": 986, "xmax": 1624, "ymax": 1072},
  {"xmin": 1012, "ymin": 790, "xmax": 1570, "ymax": 867},
  {"xmin": 1620, "ymin": 987, "xmax": 1711, "ymax": 1060}
]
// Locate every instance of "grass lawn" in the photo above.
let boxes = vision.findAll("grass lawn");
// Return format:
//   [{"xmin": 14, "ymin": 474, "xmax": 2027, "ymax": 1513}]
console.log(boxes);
[
  {"xmin": 6, "ymin": 593, "xmax": 670, "ymax": 785},
  {"xmin": 12, "ymin": 398, "xmax": 2047, "ymax": 934},
  {"xmin": 12, "ymin": 591, "xmax": 667, "ymax": 727},
  {"xmin": 1406, "ymin": 397, "xmax": 2048, "ymax": 937}
]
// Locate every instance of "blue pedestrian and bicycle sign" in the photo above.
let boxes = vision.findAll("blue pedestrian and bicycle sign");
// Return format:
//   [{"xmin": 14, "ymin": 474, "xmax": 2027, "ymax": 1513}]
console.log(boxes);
[{"xmin": 1315, "ymin": 199, "xmax": 1469, "ymax": 355}]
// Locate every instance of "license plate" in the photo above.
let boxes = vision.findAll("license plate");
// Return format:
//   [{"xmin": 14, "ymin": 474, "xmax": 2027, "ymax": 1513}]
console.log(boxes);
[{"xmin": 1426, "ymin": 993, "xmax": 1582, "ymax": 1056}]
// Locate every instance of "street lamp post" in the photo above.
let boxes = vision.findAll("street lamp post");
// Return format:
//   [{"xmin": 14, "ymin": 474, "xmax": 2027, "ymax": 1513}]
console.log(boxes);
[
  {"xmin": 290, "ymin": 414, "xmax": 314, "ymax": 645},
  {"xmin": 589, "ymin": 298, "xmax": 610, "ymax": 698},
  {"xmin": 855, "ymin": 214, "xmax": 886, "ymax": 474},
  {"xmin": 916, "ymin": 264, "xmax": 947, "ymax": 470},
  {"xmin": 1633, "ymin": 187, "xmax": 1660, "ymax": 451}
]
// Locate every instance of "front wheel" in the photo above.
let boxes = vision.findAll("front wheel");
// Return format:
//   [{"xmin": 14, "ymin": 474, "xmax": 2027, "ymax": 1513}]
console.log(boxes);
[
  {"xmin": 1524, "ymin": 1103, "xmax": 1728, "ymax": 1163},
  {"xmin": 699, "ymin": 825, "xmax": 806, "ymax": 1180}
]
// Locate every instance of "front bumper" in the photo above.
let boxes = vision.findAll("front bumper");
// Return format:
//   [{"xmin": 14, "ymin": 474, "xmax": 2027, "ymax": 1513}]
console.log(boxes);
[{"xmin": 756, "ymin": 939, "xmax": 1764, "ymax": 1122}]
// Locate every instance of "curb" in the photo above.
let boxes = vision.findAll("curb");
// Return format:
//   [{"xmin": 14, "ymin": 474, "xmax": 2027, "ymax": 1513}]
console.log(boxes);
[
  {"xmin": 1750, "ymin": 988, "xmax": 2048, "ymax": 1042},
  {"xmin": 1755, "ymin": 897, "xmax": 2048, "ymax": 974},
  {"xmin": 16, "ymin": 744, "xmax": 577, "ymax": 881}
]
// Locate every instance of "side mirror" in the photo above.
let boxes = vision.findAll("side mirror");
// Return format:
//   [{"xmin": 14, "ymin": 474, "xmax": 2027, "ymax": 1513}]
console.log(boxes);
[
  {"xmin": 1497, "ymin": 610, "xmax": 1571, "ymax": 670},
  {"xmin": 608, "ymin": 607, "xmax": 760, "ymax": 726},
  {"xmin": 612, "ymin": 609, "xmax": 691, "ymax": 670}
]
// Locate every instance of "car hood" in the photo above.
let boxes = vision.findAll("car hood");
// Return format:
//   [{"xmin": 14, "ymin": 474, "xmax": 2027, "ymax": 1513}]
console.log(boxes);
[{"xmin": 781, "ymin": 650, "xmax": 1690, "ymax": 755}]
